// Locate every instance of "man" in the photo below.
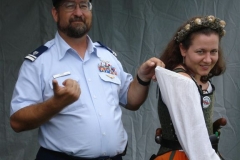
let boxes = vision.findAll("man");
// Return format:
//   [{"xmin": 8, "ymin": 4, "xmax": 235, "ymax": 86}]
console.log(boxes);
[{"xmin": 10, "ymin": 0, "xmax": 164, "ymax": 159}]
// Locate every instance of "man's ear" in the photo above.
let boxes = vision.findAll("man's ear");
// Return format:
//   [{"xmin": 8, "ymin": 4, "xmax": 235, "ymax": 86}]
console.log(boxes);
[
  {"xmin": 52, "ymin": 7, "xmax": 58, "ymax": 22},
  {"xmin": 179, "ymin": 43, "xmax": 186, "ymax": 57}
]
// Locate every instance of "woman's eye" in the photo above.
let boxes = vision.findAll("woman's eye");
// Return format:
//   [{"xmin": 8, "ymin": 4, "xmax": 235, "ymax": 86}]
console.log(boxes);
[
  {"xmin": 196, "ymin": 50, "xmax": 203, "ymax": 54},
  {"xmin": 211, "ymin": 50, "xmax": 218, "ymax": 55}
]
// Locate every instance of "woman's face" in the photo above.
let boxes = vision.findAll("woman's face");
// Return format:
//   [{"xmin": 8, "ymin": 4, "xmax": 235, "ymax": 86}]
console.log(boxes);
[{"xmin": 180, "ymin": 33, "xmax": 219, "ymax": 80}]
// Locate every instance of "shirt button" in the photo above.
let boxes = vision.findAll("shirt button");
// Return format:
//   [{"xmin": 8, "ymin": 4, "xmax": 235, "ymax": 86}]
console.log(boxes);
[
  {"xmin": 99, "ymin": 113, "xmax": 102, "ymax": 116},
  {"xmin": 103, "ymin": 132, "xmax": 106, "ymax": 135},
  {"xmin": 93, "ymin": 95, "xmax": 97, "ymax": 99},
  {"xmin": 88, "ymin": 79, "xmax": 91, "ymax": 82}
]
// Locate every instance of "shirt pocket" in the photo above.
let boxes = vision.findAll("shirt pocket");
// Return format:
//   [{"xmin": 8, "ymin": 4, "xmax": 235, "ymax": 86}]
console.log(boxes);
[
  {"xmin": 98, "ymin": 72, "xmax": 121, "ymax": 105},
  {"xmin": 98, "ymin": 72, "xmax": 121, "ymax": 85},
  {"xmin": 48, "ymin": 74, "xmax": 82, "ymax": 113}
]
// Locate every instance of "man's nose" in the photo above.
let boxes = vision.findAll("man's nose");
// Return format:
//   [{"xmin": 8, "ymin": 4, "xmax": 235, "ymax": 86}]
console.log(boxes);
[{"xmin": 72, "ymin": 5, "xmax": 84, "ymax": 16}]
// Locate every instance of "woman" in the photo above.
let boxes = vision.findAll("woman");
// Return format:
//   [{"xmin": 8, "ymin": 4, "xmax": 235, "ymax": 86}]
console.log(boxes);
[{"xmin": 153, "ymin": 15, "xmax": 227, "ymax": 160}]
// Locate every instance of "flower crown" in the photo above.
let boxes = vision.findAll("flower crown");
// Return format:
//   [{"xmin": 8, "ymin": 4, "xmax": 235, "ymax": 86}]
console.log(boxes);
[{"xmin": 174, "ymin": 15, "xmax": 226, "ymax": 43}]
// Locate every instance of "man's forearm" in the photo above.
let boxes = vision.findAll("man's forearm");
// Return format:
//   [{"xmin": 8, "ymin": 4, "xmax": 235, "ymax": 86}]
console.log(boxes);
[
  {"xmin": 10, "ymin": 97, "xmax": 63, "ymax": 132},
  {"xmin": 125, "ymin": 76, "xmax": 150, "ymax": 111}
]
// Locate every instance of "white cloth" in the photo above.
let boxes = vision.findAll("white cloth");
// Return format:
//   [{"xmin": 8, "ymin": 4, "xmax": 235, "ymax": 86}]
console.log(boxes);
[{"xmin": 155, "ymin": 66, "xmax": 220, "ymax": 160}]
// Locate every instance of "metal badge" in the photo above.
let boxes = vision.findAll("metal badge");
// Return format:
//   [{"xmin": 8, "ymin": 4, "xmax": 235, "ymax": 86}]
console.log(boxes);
[
  {"xmin": 53, "ymin": 71, "xmax": 71, "ymax": 79},
  {"xmin": 106, "ymin": 74, "xmax": 115, "ymax": 79},
  {"xmin": 203, "ymin": 96, "xmax": 211, "ymax": 108}
]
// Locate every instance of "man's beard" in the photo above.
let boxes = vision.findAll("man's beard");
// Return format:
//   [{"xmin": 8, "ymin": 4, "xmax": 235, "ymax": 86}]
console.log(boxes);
[{"xmin": 57, "ymin": 16, "xmax": 91, "ymax": 38}]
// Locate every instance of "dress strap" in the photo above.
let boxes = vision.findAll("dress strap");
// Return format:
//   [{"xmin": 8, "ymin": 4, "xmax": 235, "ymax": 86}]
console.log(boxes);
[{"xmin": 172, "ymin": 68, "xmax": 187, "ymax": 73}]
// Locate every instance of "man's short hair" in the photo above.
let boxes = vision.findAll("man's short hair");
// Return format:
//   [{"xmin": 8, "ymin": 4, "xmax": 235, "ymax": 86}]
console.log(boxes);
[{"xmin": 52, "ymin": 0, "xmax": 92, "ymax": 7}]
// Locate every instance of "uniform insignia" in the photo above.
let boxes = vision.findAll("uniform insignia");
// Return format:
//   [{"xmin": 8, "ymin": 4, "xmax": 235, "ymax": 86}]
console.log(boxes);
[
  {"xmin": 53, "ymin": 71, "xmax": 71, "ymax": 79},
  {"xmin": 25, "ymin": 45, "xmax": 49, "ymax": 62},
  {"xmin": 203, "ymin": 96, "xmax": 211, "ymax": 108},
  {"xmin": 106, "ymin": 74, "xmax": 115, "ymax": 79},
  {"xmin": 96, "ymin": 41, "xmax": 117, "ymax": 57},
  {"xmin": 98, "ymin": 60, "xmax": 117, "ymax": 78}
]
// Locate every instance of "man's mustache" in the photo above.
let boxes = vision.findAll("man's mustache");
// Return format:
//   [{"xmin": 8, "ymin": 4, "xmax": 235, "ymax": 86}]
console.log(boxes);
[{"xmin": 70, "ymin": 17, "xmax": 84, "ymax": 23}]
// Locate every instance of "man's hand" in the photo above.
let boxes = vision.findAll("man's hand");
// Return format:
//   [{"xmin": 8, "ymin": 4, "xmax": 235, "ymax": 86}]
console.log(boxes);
[
  {"xmin": 10, "ymin": 78, "xmax": 81, "ymax": 132},
  {"xmin": 126, "ymin": 57, "xmax": 164, "ymax": 110},
  {"xmin": 52, "ymin": 79, "xmax": 81, "ymax": 108},
  {"xmin": 137, "ymin": 57, "xmax": 165, "ymax": 82}
]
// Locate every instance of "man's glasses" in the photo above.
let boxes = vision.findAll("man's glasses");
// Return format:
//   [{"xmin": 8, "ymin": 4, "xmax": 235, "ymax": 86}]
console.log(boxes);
[{"xmin": 60, "ymin": 1, "xmax": 92, "ymax": 12}]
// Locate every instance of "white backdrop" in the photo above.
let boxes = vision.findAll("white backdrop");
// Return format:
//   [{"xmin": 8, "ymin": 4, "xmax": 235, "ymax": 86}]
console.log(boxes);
[{"xmin": 0, "ymin": 0, "xmax": 239, "ymax": 160}]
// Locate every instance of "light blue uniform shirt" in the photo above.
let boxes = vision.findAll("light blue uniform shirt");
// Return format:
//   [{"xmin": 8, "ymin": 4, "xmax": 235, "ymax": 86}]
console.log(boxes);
[{"xmin": 11, "ymin": 32, "xmax": 133, "ymax": 158}]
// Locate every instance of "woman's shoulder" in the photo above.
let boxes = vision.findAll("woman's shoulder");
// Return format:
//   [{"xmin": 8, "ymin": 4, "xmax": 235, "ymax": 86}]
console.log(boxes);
[
  {"xmin": 173, "ymin": 65, "xmax": 191, "ymax": 78},
  {"xmin": 173, "ymin": 65, "xmax": 187, "ymax": 73}
]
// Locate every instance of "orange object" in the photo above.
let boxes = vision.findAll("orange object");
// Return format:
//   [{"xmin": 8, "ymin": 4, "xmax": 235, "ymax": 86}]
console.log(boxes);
[{"xmin": 154, "ymin": 151, "xmax": 189, "ymax": 160}]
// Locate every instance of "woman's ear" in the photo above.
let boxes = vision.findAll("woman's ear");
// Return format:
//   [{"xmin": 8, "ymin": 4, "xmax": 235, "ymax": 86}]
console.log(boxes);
[{"xmin": 179, "ymin": 43, "xmax": 186, "ymax": 57}]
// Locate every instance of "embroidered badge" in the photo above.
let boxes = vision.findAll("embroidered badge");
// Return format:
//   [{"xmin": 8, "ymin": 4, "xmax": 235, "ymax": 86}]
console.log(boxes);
[
  {"xmin": 25, "ymin": 45, "xmax": 49, "ymax": 62},
  {"xmin": 98, "ymin": 60, "xmax": 117, "ymax": 78},
  {"xmin": 203, "ymin": 96, "xmax": 211, "ymax": 108}
]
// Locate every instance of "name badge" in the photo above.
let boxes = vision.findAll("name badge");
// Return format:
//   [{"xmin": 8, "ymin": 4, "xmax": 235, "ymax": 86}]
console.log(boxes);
[{"xmin": 53, "ymin": 71, "xmax": 71, "ymax": 79}]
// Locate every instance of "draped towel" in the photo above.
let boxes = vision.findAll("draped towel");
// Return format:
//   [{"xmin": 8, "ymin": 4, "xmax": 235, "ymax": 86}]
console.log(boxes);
[{"xmin": 155, "ymin": 66, "xmax": 220, "ymax": 160}]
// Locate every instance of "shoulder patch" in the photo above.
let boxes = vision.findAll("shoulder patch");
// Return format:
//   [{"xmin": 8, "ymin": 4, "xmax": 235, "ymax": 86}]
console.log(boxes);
[
  {"xmin": 25, "ymin": 45, "xmax": 49, "ymax": 62},
  {"xmin": 96, "ymin": 41, "xmax": 117, "ymax": 57}
]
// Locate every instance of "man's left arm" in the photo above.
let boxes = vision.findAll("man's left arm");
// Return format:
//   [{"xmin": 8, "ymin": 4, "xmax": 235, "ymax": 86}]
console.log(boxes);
[{"xmin": 125, "ymin": 57, "xmax": 165, "ymax": 110}]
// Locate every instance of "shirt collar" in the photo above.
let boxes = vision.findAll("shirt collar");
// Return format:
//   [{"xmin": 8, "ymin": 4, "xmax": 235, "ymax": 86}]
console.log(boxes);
[{"xmin": 54, "ymin": 32, "xmax": 96, "ymax": 60}]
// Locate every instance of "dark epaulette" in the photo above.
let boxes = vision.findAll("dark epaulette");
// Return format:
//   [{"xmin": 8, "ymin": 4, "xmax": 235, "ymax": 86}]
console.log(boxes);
[
  {"xmin": 25, "ymin": 45, "xmax": 49, "ymax": 62},
  {"xmin": 96, "ymin": 41, "xmax": 117, "ymax": 57}
]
